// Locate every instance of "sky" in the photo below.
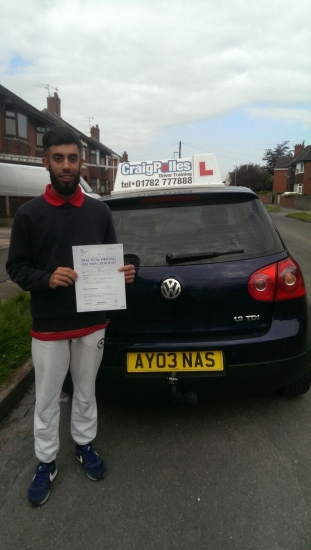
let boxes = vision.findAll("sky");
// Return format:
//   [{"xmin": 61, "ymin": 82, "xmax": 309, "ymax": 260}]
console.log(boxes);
[{"xmin": 1, "ymin": 0, "xmax": 311, "ymax": 181}]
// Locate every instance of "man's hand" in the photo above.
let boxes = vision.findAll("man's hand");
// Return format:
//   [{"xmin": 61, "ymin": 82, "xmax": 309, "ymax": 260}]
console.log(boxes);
[
  {"xmin": 50, "ymin": 267, "xmax": 78, "ymax": 289},
  {"xmin": 119, "ymin": 264, "xmax": 136, "ymax": 284}
]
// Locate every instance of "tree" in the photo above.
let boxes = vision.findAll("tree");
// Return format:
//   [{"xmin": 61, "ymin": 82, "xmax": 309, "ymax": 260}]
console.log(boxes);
[
  {"xmin": 233, "ymin": 164, "xmax": 272, "ymax": 193},
  {"xmin": 262, "ymin": 141, "xmax": 292, "ymax": 175}
]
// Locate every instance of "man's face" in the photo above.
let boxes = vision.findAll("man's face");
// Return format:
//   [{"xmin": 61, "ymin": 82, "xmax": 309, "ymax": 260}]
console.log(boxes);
[{"xmin": 42, "ymin": 144, "xmax": 83, "ymax": 197}]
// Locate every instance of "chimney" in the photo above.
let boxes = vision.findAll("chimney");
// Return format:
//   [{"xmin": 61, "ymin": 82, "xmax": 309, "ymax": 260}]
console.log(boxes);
[
  {"xmin": 294, "ymin": 143, "xmax": 304, "ymax": 157},
  {"xmin": 47, "ymin": 92, "xmax": 61, "ymax": 117},
  {"xmin": 123, "ymin": 151, "xmax": 128, "ymax": 161},
  {"xmin": 91, "ymin": 124, "xmax": 100, "ymax": 141}
]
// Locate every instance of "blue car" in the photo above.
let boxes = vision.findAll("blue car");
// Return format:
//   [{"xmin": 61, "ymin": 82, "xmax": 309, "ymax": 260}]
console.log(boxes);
[{"xmin": 99, "ymin": 160, "xmax": 311, "ymax": 402}]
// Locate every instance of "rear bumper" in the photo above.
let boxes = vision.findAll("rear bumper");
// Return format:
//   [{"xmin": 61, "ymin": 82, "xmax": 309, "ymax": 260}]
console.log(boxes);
[
  {"xmin": 99, "ymin": 340, "xmax": 311, "ymax": 394},
  {"xmin": 225, "ymin": 348, "xmax": 311, "ymax": 390},
  {"xmin": 100, "ymin": 308, "xmax": 311, "ymax": 394}
]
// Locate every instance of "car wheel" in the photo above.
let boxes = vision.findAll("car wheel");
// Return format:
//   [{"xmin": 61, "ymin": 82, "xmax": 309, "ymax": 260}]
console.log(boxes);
[{"xmin": 277, "ymin": 368, "xmax": 311, "ymax": 397}]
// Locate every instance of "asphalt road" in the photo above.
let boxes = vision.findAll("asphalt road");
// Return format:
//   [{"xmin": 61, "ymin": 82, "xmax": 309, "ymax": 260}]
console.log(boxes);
[{"xmin": 0, "ymin": 213, "xmax": 311, "ymax": 550}]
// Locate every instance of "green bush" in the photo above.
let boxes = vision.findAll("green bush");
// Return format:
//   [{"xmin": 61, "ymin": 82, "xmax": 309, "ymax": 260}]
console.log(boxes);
[{"xmin": 0, "ymin": 293, "xmax": 31, "ymax": 384}]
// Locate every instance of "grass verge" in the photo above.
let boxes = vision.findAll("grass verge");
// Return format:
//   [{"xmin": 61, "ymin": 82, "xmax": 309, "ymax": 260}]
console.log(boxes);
[
  {"xmin": 0, "ymin": 293, "xmax": 31, "ymax": 385},
  {"xmin": 266, "ymin": 206, "xmax": 282, "ymax": 213},
  {"xmin": 286, "ymin": 212, "xmax": 311, "ymax": 223}
]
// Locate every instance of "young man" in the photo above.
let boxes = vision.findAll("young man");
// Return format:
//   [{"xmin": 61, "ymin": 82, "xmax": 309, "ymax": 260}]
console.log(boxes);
[{"xmin": 6, "ymin": 126, "xmax": 135, "ymax": 507}]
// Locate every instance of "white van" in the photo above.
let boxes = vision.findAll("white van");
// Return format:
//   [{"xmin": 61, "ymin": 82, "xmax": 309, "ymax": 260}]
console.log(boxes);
[{"xmin": 0, "ymin": 163, "xmax": 100, "ymax": 199}]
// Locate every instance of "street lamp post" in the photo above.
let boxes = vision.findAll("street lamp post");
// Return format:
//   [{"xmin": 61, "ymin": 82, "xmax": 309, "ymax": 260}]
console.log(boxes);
[{"xmin": 233, "ymin": 165, "xmax": 237, "ymax": 186}]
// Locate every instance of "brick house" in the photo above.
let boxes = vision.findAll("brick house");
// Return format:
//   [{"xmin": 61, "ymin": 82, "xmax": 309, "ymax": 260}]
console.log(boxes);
[
  {"xmin": 0, "ymin": 85, "xmax": 53, "ymax": 162},
  {"xmin": 286, "ymin": 144, "xmax": 311, "ymax": 195},
  {"xmin": 40, "ymin": 95, "xmax": 128, "ymax": 195},
  {"xmin": 0, "ymin": 84, "xmax": 127, "ymax": 197},
  {"xmin": 273, "ymin": 143, "xmax": 311, "ymax": 195},
  {"xmin": 272, "ymin": 156, "xmax": 293, "ymax": 193},
  {"xmin": 272, "ymin": 143, "xmax": 311, "ymax": 210}
]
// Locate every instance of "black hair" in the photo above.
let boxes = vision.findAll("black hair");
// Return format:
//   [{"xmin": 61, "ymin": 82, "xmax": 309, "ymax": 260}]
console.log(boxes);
[{"xmin": 43, "ymin": 126, "xmax": 82, "ymax": 152}]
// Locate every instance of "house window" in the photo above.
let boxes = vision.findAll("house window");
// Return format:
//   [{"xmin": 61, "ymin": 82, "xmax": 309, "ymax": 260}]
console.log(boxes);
[
  {"xmin": 81, "ymin": 141, "xmax": 87, "ymax": 161},
  {"xmin": 100, "ymin": 155, "xmax": 107, "ymax": 166},
  {"xmin": 101, "ymin": 180, "xmax": 109, "ymax": 194},
  {"xmin": 90, "ymin": 150, "xmax": 97, "ymax": 164},
  {"xmin": 90, "ymin": 150, "xmax": 100, "ymax": 164},
  {"xmin": 36, "ymin": 127, "xmax": 45, "ymax": 146},
  {"xmin": 5, "ymin": 111, "xmax": 28, "ymax": 139},
  {"xmin": 18, "ymin": 113, "xmax": 27, "ymax": 138},
  {"xmin": 5, "ymin": 111, "xmax": 17, "ymax": 135},
  {"xmin": 295, "ymin": 163, "xmax": 304, "ymax": 174}
]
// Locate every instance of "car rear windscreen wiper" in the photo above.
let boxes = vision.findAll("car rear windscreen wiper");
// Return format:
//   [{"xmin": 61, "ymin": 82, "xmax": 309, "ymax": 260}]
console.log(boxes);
[{"xmin": 166, "ymin": 249, "xmax": 244, "ymax": 264}]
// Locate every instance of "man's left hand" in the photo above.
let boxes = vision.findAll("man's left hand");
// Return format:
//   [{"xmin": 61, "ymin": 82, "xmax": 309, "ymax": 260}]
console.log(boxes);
[{"xmin": 119, "ymin": 264, "xmax": 136, "ymax": 284}]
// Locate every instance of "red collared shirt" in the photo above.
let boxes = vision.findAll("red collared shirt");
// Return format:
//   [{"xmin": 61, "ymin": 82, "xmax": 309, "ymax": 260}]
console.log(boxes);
[{"xmin": 43, "ymin": 183, "xmax": 85, "ymax": 207}]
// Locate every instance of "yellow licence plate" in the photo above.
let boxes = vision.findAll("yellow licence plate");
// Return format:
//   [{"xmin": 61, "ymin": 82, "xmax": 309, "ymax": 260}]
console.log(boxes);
[{"xmin": 127, "ymin": 351, "xmax": 223, "ymax": 372}]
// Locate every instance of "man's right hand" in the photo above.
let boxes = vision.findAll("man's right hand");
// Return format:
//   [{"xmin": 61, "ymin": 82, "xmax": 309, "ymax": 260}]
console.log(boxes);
[{"xmin": 50, "ymin": 267, "xmax": 78, "ymax": 289}]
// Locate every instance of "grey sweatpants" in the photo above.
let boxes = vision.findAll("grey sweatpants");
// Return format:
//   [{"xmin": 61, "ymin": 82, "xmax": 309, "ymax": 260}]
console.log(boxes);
[{"xmin": 32, "ymin": 329, "xmax": 105, "ymax": 463}]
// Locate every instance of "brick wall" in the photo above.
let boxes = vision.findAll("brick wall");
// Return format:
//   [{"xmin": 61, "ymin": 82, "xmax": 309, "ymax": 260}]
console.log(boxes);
[
  {"xmin": 294, "ymin": 195, "xmax": 311, "ymax": 211},
  {"xmin": 5, "ymin": 138, "xmax": 31, "ymax": 156},
  {"xmin": 303, "ymin": 163, "xmax": 311, "ymax": 195},
  {"xmin": 28, "ymin": 123, "xmax": 37, "ymax": 156},
  {"xmin": 91, "ymin": 125, "xmax": 100, "ymax": 140},
  {"xmin": 273, "ymin": 169, "xmax": 288, "ymax": 193},
  {"xmin": 35, "ymin": 148, "xmax": 44, "ymax": 158},
  {"xmin": 279, "ymin": 195, "xmax": 295, "ymax": 208},
  {"xmin": 0, "ymin": 196, "xmax": 33, "ymax": 224},
  {"xmin": 258, "ymin": 195, "xmax": 272, "ymax": 205}
]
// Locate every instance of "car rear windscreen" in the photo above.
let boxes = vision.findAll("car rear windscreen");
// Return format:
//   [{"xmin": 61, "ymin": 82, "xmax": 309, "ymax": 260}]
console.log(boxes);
[{"xmin": 109, "ymin": 195, "xmax": 284, "ymax": 267}]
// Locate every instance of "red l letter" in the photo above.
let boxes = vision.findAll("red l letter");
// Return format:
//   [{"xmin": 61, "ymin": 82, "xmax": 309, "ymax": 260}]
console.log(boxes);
[{"xmin": 199, "ymin": 162, "xmax": 213, "ymax": 176}]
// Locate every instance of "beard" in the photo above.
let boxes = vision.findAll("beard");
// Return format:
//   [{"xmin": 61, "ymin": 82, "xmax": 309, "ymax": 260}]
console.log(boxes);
[{"xmin": 49, "ymin": 168, "xmax": 81, "ymax": 196}]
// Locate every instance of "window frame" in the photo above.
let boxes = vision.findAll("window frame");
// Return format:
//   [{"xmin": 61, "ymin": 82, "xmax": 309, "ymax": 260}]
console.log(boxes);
[
  {"xmin": 81, "ymin": 141, "xmax": 87, "ymax": 161},
  {"xmin": 90, "ymin": 149, "xmax": 98, "ymax": 165},
  {"xmin": 36, "ymin": 126, "xmax": 46, "ymax": 147},
  {"xmin": 5, "ymin": 110, "xmax": 28, "ymax": 139},
  {"xmin": 295, "ymin": 162, "xmax": 304, "ymax": 174}
]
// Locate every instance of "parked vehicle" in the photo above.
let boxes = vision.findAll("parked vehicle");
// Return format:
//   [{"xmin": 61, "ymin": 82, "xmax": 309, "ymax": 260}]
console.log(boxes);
[
  {"xmin": 0, "ymin": 163, "xmax": 100, "ymax": 198},
  {"xmin": 98, "ymin": 154, "xmax": 311, "ymax": 401}
]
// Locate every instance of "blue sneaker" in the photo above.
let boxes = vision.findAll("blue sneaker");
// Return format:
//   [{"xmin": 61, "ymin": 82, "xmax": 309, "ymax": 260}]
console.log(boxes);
[
  {"xmin": 28, "ymin": 461, "xmax": 58, "ymax": 506},
  {"xmin": 75, "ymin": 443, "xmax": 106, "ymax": 481}
]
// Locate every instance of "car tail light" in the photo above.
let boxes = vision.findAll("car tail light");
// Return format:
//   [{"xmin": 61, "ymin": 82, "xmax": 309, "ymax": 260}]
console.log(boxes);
[
  {"xmin": 248, "ymin": 264, "xmax": 277, "ymax": 301},
  {"xmin": 248, "ymin": 257, "xmax": 306, "ymax": 302},
  {"xmin": 276, "ymin": 257, "xmax": 306, "ymax": 300}
]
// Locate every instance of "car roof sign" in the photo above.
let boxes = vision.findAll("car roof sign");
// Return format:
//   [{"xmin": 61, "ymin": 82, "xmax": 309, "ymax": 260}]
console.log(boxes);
[{"xmin": 112, "ymin": 153, "xmax": 224, "ymax": 194}]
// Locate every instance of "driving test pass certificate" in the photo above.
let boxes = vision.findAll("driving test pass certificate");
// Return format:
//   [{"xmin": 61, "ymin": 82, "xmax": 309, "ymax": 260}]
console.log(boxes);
[{"xmin": 72, "ymin": 244, "xmax": 126, "ymax": 312}]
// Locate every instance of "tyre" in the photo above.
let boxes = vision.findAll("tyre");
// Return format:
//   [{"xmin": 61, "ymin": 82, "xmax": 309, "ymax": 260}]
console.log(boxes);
[{"xmin": 277, "ymin": 368, "xmax": 311, "ymax": 397}]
